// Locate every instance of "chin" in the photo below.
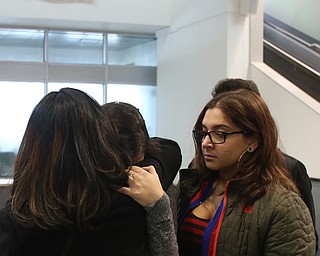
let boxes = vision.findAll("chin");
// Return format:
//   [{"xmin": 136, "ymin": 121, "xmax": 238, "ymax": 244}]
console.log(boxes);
[{"xmin": 205, "ymin": 162, "xmax": 220, "ymax": 171}]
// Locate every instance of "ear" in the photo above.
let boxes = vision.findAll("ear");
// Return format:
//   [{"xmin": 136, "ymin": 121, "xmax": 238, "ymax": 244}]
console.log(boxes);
[{"xmin": 246, "ymin": 136, "xmax": 259, "ymax": 152}]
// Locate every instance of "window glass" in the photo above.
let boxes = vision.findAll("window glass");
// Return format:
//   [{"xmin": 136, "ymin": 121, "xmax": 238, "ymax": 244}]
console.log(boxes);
[
  {"xmin": 0, "ymin": 82, "xmax": 44, "ymax": 178},
  {"xmin": 0, "ymin": 28, "xmax": 158, "ymax": 181},
  {"xmin": 264, "ymin": 0, "xmax": 319, "ymax": 41},
  {"xmin": 48, "ymin": 83, "xmax": 104, "ymax": 105},
  {"xmin": 48, "ymin": 31, "xmax": 104, "ymax": 64},
  {"xmin": 108, "ymin": 34, "xmax": 157, "ymax": 66},
  {"xmin": 107, "ymin": 84, "xmax": 157, "ymax": 136},
  {"xmin": 0, "ymin": 29, "xmax": 44, "ymax": 62}
]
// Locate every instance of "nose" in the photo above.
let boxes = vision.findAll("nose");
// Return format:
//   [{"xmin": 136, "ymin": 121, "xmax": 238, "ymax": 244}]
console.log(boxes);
[{"xmin": 202, "ymin": 134, "xmax": 212, "ymax": 147}]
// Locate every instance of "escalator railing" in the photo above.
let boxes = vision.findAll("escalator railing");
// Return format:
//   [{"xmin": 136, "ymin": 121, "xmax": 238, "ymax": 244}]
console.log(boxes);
[{"xmin": 263, "ymin": 13, "xmax": 320, "ymax": 102}]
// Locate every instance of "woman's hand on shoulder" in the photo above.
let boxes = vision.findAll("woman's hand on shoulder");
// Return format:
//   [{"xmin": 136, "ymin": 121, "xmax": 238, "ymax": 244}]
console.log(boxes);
[{"xmin": 118, "ymin": 165, "xmax": 164, "ymax": 207}]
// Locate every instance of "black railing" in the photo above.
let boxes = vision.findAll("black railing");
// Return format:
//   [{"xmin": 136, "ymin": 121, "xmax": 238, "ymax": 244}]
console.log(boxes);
[{"xmin": 263, "ymin": 14, "xmax": 320, "ymax": 102}]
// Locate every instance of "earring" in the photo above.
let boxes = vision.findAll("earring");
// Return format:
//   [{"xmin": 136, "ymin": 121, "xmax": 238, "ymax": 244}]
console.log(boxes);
[{"xmin": 237, "ymin": 150, "xmax": 248, "ymax": 169}]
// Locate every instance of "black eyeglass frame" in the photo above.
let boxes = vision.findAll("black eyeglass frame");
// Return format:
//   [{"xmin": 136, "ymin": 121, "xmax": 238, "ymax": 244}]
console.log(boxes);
[{"xmin": 192, "ymin": 129, "xmax": 247, "ymax": 144}]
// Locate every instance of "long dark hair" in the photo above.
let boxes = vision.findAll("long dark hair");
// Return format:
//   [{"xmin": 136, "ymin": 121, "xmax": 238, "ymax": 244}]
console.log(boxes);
[
  {"xmin": 11, "ymin": 88, "xmax": 131, "ymax": 231},
  {"xmin": 193, "ymin": 89, "xmax": 298, "ymax": 206}
]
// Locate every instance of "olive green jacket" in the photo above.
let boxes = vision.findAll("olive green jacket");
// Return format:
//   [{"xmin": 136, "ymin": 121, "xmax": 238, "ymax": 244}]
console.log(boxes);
[
  {"xmin": 216, "ymin": 182, "xmax": 316, "ymax": 256},
  {"xmin": 178, "ymin": 169, "xmax": 316, "ymax": 256}
]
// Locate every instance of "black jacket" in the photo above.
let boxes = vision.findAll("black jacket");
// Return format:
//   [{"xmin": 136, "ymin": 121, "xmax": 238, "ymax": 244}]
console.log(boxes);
[
  {"xmin": 283, "ymin": 153, "xmax": 318, "ymax": 252},
  {"xmin": 138, "ymin": 137, "xmax": 182, "ymax": 191},
  {"xmin": 284, "ymin": 154, "xmax": 315, "ymax": 221}
]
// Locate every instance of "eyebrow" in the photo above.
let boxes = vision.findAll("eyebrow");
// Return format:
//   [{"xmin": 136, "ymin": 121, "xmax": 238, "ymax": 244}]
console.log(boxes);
[{"xmin": 201, "ymin": 124, "xmax": 232, "ymax": 130}]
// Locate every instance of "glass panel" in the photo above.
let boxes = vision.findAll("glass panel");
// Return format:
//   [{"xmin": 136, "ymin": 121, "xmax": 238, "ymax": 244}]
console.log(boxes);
[
  {"xmin": 263, "ymin": 0, "xmax": 320, "ymax": 102},
  {"xmin": 0, "ymin": 29, "xmax": 44, "ymax": 62},
  {"xmin": 264, "ymin": 0, "xmax": 320, "ymax": 41},
  {"xmin": 0, "ymin": 82, "xmax": 44, "ymax": 178},
  {"xmin": 48, "ymin": 83, "xmax": 104, "ymax": 105},
  {"xmin": 48, "ymin": 31, "xmax": 104, "ymax": 64},
  {"xmin": 108, "ymin": 34, "xmax": 157, "ymax": 66},
  {"xmin": 107, "ymin": 84, "xmax": 157, "ymax": 136}
]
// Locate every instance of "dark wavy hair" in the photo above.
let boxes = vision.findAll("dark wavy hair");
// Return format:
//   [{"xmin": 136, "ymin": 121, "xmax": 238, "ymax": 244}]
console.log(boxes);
[
  {"xmin": 102, "ymin": 102, "xmax": 160, "ymax": 162},
  {"xmin": 193, "ymin": 88, "xmax": 298, "ymax": 206},
  {"xmin": 212, "ymin": 78, "xmax": 260, "ymax": 97},
  {"xmin": 11, "ymin": 88, "xmax": 131, "ymax": 231}
]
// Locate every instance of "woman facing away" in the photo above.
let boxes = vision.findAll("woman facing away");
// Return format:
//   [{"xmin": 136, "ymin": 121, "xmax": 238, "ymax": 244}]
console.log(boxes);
[
  {"xmin": 102, "ymin": 101, "xmax": 182, "ymax": 234},
  {"xmin": 101, "ymin": 101, "xmax": 182, "ymax": 191},
  {"xmin": 177, "ymin": 88, "xmax": 316, "ymax": 255},
  {"xmin": 102, "ymin": 101, "xmax": 182, "ymax": 251},
  {"xmin": 0, "ymin": 88, "xmax": 178, "ymax": 256}
]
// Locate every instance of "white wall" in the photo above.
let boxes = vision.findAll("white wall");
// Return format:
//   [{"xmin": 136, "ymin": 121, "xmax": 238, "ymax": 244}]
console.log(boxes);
[
  {"xmin": 0, "ymin": 0, "xmax": 171, "ymax": 33},
  {"xmin": 251, "ymin": 63, "xmax": 320, "ymax": 179}
]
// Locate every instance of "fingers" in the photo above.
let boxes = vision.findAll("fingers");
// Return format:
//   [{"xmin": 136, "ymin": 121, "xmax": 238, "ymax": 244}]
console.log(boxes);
[
  {"xmin": 118, "ymin": 187, "xmax": 130, "ymax": 195},
  {"xmin": 120, "ymin": 165, "xmax": 163, "ymax": 207},
  {"xmin": 127, "ymin": 166, "xmax": 142, "ymax": 179},
  {"xmin": 128, "ymin": 165, "xmax": 156, "ymax": 175},
  {"xmin": 127, "ymin": 170, "xmax": 135, "ymax": 179},
  {"xmin": 130, "ymin": 166, "xmax": 143, "ymax": 172},
  {"xmin": 143, "ymin": 165, "xmax": 156, "ymax": 175},
  {"xmin": 141, "ymin": 165, "xmax": 157, "ymax": 176}
]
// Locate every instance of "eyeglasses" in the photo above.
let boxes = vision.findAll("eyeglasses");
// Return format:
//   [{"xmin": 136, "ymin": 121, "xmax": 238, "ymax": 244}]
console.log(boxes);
[{"xmin": 193, "ymin": 129, "xmax": 246, "ymax": 144}]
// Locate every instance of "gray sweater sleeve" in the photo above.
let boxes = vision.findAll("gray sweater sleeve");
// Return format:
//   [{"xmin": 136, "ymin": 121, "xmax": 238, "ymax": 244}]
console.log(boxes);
[{"xmin": 144, "ymin": 192, "xmax": 179, "ymax": 256}]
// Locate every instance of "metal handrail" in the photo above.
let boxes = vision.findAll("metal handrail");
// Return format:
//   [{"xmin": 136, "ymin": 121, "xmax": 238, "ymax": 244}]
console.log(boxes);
[{"xmin": 264, "ymin": 21, "xmax": 320, "ymax": 54}]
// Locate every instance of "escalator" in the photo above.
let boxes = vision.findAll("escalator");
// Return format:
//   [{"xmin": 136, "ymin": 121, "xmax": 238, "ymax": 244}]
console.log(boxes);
[{"xmin": 263, "ymin": 13, "xmax": 320, "ymax": 102}]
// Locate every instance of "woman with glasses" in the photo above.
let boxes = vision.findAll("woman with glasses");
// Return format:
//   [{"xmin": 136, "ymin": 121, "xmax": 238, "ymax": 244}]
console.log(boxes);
[{"xmin": 177, "ymin": 88, "xmax": 316, "ymax": 255}]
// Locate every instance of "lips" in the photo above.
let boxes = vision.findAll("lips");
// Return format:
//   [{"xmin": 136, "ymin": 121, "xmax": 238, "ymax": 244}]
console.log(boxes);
[{"xmin": 204, "ymin": 153, "xmax": 217, "ymax": 159}]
